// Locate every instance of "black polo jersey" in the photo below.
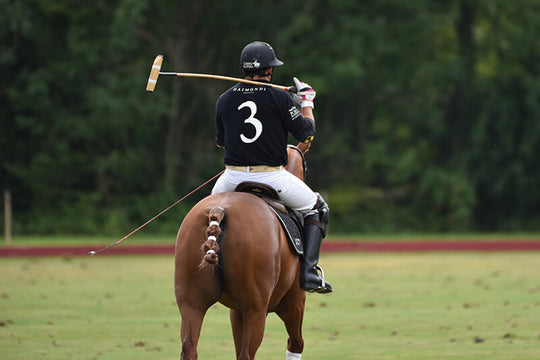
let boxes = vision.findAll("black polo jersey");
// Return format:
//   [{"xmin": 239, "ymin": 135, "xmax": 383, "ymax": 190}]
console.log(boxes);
[{"xmin": 215, "ymin": 83, "xmax": 316, "ymax": 166}]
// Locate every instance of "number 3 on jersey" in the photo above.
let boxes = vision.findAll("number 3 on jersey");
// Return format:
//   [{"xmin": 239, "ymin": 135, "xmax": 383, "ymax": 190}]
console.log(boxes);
[{"xmin": 239, "ymin": 101, "xmax": 262, "ymax": 144}]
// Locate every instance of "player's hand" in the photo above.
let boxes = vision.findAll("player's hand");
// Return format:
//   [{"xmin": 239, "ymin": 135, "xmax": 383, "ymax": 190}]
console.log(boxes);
[{"xmin": 292, "ymin": 77, "xmax": 316, "ymax": 108}]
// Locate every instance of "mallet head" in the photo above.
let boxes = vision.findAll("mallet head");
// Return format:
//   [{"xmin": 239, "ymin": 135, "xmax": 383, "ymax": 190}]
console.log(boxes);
[{"xmin": 146, "ymin": 55, "xmax": 163, "ymax": 92}]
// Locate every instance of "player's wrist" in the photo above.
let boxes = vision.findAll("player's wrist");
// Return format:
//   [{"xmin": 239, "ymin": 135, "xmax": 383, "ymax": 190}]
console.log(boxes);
[{"xmin": 300, "ymin": 100, "xmax": 314, "ymax": 109}]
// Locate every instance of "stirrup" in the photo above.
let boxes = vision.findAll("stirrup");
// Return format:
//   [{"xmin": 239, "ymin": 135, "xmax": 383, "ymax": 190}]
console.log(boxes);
[
  {"xmin": 314, "ymin": 265, "xmax": 332, "ymax": 293},
  {"xmin": 303, "ymin": 265, "xmax": 332, "ymax": 294}
]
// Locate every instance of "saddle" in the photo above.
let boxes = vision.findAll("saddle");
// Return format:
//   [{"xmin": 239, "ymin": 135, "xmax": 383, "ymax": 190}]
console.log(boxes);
[{"xmin": 234, "ymin": 181, "xmax": 304, "ymax": 255}]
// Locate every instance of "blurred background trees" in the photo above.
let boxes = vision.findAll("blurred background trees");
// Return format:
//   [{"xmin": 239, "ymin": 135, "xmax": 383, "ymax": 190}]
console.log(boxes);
[{"xmin": 2, "ymin": 0, "xmax": 539, "ymax": 235}]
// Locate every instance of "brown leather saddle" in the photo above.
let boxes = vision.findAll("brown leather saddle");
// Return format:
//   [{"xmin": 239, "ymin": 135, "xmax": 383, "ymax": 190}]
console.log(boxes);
[{"xmin": 234, "ymin": 181, "xmax": 304, "ymax": 255}]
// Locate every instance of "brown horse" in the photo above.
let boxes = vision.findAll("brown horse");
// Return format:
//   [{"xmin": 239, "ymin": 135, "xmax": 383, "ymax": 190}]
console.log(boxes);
[{"xmin": 174, "ymin": 146, "xmax": 308, "ymax": 360}]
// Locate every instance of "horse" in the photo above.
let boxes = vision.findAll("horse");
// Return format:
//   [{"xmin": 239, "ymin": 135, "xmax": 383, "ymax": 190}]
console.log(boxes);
[{"xmin": 174, "ymin": 145, "xmax": 308, "ymax": 360}]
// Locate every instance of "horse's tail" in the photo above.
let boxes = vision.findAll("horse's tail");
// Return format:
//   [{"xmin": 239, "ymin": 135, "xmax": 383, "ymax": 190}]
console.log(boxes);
[{"xmin": 201, "ymin": 206, "xmax": 225, "ymax": 267}]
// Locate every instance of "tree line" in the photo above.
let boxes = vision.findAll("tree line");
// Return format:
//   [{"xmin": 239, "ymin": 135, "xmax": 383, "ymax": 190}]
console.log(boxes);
[{"xmin": 2, "ymin": 0, "xmax": 540, "ymax": 235}]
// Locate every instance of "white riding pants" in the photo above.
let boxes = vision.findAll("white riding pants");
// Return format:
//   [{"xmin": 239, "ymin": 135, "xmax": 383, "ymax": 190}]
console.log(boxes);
[{"xmin": 211, "ymin": 168, "xmax": 317, "ymax": 213}]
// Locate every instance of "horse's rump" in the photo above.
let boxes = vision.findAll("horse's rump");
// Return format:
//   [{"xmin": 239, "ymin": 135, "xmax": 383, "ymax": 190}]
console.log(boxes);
[{"xmin": 175, "ymin": 191, "xmax": 299, "ymax": 311}]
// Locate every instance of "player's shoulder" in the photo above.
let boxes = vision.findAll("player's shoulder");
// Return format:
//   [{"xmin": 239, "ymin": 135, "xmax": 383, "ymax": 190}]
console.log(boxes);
[
  {"xmin": 217, "ymin": 85, "xmax": 240, "ymax": 104},
  {"xmin": 267, "ymin": 86, "xmax": 293, "ymax": 104},
  {"xmin": 268, "ymin": 86, "xmax": 290, "ymax": 96}
]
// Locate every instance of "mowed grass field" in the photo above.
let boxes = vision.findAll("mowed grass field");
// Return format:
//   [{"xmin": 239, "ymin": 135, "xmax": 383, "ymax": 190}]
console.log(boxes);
[{"xmin": 1, "ymin": 251, "xmax": 539, "ymax": 360}]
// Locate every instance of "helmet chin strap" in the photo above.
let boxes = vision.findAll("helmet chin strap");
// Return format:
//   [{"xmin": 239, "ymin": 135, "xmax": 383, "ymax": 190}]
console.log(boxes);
[
  {"xmin": 266, "ymin": 67, "xmax": 274, "ymax": 81},
  {"xmin": 247, "ymin": 67, "xmax": 274, "ymax": 82}
]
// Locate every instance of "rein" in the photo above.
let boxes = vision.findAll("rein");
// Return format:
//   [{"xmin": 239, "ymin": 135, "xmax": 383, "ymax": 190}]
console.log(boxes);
[{"xmin": 89, "ymin": 170, "xmax": 225, "ymax": 256}]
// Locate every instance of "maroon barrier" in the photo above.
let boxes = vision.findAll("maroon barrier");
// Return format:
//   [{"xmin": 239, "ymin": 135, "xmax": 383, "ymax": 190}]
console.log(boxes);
[
  {"xmin": 322, "ymin": 241, "xmax": 540, "ymax": 252},
  {"xmin": 1, "ymin": 241, "xmax": 540, "ymax": 257}
]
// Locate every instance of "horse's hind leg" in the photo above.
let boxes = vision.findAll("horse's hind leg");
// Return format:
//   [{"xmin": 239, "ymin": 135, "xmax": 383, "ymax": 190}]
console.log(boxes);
[
  {"xmin": 230, "ymin": 309, "xmax": 243, "ymax": 357},
  {"xmin": 230, "ymin": 308, "xmax": 268, "ymax": 360},
  {"xmin": 275, "ymin": 288, "xmax": 306, "ymax": 358},
  {"xmin": 179, "ymin": 305, "xmax": 207, "ymax": 360}
]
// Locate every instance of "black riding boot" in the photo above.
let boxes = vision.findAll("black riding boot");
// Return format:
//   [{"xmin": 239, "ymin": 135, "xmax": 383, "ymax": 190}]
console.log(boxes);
[{"xmin": 300, "ymin": 195, "xmax": 333, "ymax": 294}]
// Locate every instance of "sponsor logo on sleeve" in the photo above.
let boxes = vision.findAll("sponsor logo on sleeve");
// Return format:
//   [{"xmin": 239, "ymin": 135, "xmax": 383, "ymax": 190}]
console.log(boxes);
[{"xmin": 289, "ymin": 106, "xmax": 302, "ymax": 120}]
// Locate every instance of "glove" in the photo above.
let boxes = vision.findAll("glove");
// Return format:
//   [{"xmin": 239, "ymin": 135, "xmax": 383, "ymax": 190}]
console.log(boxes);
[{"xmin": 292, "ymin": 77, "xmax": 316, "ymax": 108}]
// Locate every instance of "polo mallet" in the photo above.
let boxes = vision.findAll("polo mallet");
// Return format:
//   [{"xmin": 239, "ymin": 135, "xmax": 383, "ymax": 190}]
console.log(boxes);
[{"xmin": 146, "ymin": 55, "xmax": 294, "ymax": 92}]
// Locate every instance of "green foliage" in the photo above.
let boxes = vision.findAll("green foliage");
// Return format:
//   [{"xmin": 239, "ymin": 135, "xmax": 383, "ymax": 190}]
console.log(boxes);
[
  {"xmin": 418, "ymin": 168, "xmax": 476, "ymax": 231},
  {"xmin": 1, "ymin": 0, "xmax": 540, "ymax": 234}
]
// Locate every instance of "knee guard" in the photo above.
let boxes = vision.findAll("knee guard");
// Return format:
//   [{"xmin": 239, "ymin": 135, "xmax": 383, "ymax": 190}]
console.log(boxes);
[
  {"xmin": 315, "ymin": 193, "xmax": 330, "ymax": 226},
  {"xmin": 304, "ymin": 193, "xmax": 330, "ymax": 238}
]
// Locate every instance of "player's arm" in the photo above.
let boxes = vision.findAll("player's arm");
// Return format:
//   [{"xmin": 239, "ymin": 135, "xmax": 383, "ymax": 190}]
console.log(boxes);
[
  {"xmin": 215, "ymin": 100, "xmax": 225, "ymax": 149},
  {"xmin": 292, "ymin": 77, "xmax": 316, "ymax": 153}
]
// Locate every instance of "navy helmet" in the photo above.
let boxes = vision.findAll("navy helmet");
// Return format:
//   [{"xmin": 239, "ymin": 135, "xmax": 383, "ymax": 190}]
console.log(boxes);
[{"xmin": 240, "ymin": 41, "xmax": 283, "ymax": 73}]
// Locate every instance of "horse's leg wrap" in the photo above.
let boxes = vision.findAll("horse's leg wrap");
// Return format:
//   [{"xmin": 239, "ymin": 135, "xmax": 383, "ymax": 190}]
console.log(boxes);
[
  {"xmin": 286, "ymin": 350, "xmax": 302, "ymax": 359},
  {"xmin": 300, "ymin": 194, "xmax": 333, "ymax": 294}
]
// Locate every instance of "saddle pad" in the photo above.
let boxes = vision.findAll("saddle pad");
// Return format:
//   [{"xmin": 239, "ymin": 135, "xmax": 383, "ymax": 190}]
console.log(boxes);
[{"xmin": 268, "ymin": 206, "xmax": 304, "ymax": 255}]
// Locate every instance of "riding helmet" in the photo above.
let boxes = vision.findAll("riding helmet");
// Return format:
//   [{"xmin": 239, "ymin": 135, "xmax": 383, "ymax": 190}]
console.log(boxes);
[{"xmin": 240, "ymin": 41, "xmax": 284, "ymax": 72}]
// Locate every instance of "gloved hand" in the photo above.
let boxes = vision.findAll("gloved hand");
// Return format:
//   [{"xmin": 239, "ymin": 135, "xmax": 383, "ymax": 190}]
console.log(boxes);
[{"xmin": 292, "ymin": 77, "xmax": 316, "ymax": 108}]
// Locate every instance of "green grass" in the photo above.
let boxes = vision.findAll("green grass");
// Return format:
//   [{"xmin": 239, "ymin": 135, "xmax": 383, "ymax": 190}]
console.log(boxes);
[{"xmin": 1, "ymin": 253, "xmax": 540, "ymax": 359}]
